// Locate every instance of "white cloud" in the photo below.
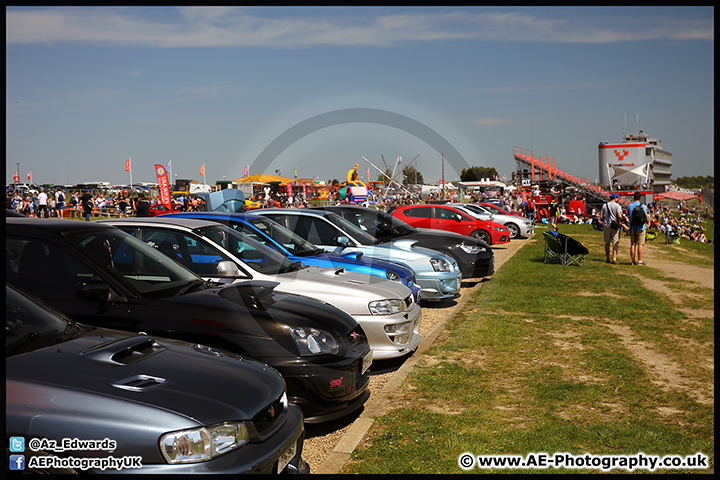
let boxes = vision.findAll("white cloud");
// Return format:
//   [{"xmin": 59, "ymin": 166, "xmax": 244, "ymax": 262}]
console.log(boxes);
[{"xmin": 5, "ymin": 7, "xmax": 714, "ymax": 47}]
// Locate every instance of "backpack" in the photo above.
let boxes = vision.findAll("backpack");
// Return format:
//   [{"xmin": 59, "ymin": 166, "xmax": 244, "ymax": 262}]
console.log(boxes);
[
  {"xmin": 58, "ymin": 192, "xmax": 64, "ymax": 203},
  {"xmin": 631, "ymin": 204, "xmax": 647, "ymax": 227}
]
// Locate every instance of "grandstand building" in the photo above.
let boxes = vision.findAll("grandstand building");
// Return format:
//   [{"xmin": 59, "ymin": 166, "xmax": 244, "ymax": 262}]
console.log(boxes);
[{"xmin": 598, "ymin": 131, "xmax": 672, "ymax": 194}]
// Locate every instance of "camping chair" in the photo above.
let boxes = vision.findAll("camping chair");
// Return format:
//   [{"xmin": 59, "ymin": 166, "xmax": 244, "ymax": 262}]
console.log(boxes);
[{"xmin": 543, "ymin": 231, "xmax": 589, "ymax": 267}]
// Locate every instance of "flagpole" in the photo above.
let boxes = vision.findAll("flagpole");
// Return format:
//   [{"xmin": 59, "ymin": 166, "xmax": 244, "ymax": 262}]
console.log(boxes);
[{"xmin": 129, "ymin": 157, "xmax": 133, "ymax": 190}]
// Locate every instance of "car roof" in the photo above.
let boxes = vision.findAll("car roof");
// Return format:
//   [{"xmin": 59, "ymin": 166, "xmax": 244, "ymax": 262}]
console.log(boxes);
[
  {"xmin": 99, "ymin": 217, "xmax": 221, "ymax": 229},
  {"xmin": 6, "ymin": 217, "xmax": 117, "ymax": 233},
  {"xmin": 253, "ymin": 208, "xmax": 332, "ymax": 217}
]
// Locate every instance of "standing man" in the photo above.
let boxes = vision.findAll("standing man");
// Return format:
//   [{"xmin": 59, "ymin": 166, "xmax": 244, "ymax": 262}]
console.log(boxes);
[
  {"xmin": 80, "ymin": 189, "xmax": 94, "ymax": 221},
  {"xmin": 134, "ymin": 194, "xmax": 150, "ymax": 217},
  {"xmin": 600, "ymin": 193, "xmax": 624, "ymax": 264},
  {"xmin": 37, "ymin": 188, "xmax": 49, "ymax": 218},
  {"xmin": 55, "ymin": 188, "xmax": 66, "ymax": 219},
  {"xmin": 627, "ymin": 191, "xmax": 649, "ymax": 266},
  {"xmin": 549, "ymin": 198, "xmax": 559, "ymax": 226}
]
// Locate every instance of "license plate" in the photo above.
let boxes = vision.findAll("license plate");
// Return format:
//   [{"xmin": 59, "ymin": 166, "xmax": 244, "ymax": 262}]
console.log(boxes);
[
  {"xmin": 276, "ymin": 440, "xmax": 297, "ymax": 474},
  {"xmin": 362, "ymin": 350, "xmax": 373, "ymax": 375}
]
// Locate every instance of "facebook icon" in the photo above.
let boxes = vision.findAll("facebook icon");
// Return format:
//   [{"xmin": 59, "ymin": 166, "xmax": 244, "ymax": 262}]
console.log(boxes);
[{"xmin": 9, "ymin": 454, "xmax": 25, "ymax": 470}]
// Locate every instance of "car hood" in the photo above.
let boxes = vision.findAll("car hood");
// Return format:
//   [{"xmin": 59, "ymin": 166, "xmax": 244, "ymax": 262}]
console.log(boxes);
[
  {"xmin": 246, "ymin": 266, "xmax": 414, "ymax": 315},
  {"xmin": 7, "ymin": 328, "xmax": 285, "ymax": 426},
  {"xmin": 330, "ymin": 242, "xmax": 458, "ymax": 272},
  {"xmin": 300, "ymin": 250, "xmax": 413, "ymax": 277}
]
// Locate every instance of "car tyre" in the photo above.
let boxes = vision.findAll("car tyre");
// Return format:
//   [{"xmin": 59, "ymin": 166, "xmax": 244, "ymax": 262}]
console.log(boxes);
[
  {"xmin": 505, "ymin": 223, "xmax": 519, "ymax": 239},
  {"xmin": 471, "ymin": 230, "xmax": 491, "ymax": 245}
]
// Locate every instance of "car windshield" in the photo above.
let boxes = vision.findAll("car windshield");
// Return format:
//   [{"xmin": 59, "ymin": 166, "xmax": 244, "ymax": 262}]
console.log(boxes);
[
  {"xmin": 196, "ymin": 224, "xmax": 303, "ymax": 275},
  {"xmin": 64, "ymin": 228, "xmax": 200, "ymax": 297},
  {"xmin": 461, "ymin": 204, "xmax": 493, "ymax": 216},
  {"xmin": 248, "ymin": 217, "xmax": 324, "ymax": 257},
  {"xmin": 372, "ymin": 210, "xmax": 417, "ymax": 235},
  {"xmin": 324, "ymin": 213, "xmax": 379, "ymax": 245},
  {"xmin": 6, "ymin": 285, "xmax": 83, "ymax": 357},
  {"xmin": 482, "ymin": 204, "xmax": 513, "ymax": 215}
]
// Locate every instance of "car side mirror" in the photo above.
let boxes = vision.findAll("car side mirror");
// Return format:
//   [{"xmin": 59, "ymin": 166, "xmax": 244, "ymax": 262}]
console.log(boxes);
[
  {"xmin": 77, "ymin": 280, "xmax": 110, "ymax": 301},
  {"xmin": 217, "ymin": 260, "xmax": 242, "ymax": 277},
  {"xmin": 336, "ymin": 236, "xmax": 350, "ymax": 246},
  {"xmin": 455, "ymin": 215, "xmax": 463, "ymax": 222}
]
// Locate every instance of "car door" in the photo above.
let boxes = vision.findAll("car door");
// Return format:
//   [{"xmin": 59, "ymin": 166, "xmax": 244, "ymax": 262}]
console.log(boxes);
[
  {"xmin": 6, "ymin": 235, "xmax": 133, "ymax": 331},
  {"xmin": 267, "ymin": 214, "xmax": 344, "ymax": 247},
  {"xmin": 399, "ymin": 206, "xmax": 433, "ymax": 229},
  {"xmin": 125, "ymin": 226, "xmax": 252, "ymax": 281},
  {"xmin": 434, "ymin": 207, "xmax": 477, "ymax": 235}
]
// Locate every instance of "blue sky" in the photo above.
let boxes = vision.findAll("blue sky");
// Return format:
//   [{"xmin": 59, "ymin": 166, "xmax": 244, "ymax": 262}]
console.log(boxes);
[{"xmin": 6, "ymin": 6, "xmax": 714, "ymax": 187}]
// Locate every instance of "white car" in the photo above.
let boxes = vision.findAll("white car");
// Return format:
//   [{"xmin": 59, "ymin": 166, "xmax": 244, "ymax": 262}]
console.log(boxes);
[
  {"xmin": 101, "ymin": 217, "xmax": 421, "ymax": 360},
  {"xmin": 251, "ymin": 209, "xmax": 463, "ymax": 301},
  {"xmin": 448, "ymin": 202, "xmax": 534, "ymax": 239}
]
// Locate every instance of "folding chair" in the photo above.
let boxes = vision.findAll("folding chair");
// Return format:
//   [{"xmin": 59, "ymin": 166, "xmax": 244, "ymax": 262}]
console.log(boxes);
[{"xmin": 543, "ymin": 231, "xmax": 588, "ymax": 266}]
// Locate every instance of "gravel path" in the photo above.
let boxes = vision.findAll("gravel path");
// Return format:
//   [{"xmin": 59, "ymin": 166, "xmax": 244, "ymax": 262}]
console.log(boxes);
[{"xmin": 302, "ymin": 236, "xmax": 532, "ymax": 472}]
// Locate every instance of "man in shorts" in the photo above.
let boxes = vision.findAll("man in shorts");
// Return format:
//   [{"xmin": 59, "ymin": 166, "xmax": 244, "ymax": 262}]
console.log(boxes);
[
  {"xmin": 600, "ymin": 193, "xmax": 624, "ymax": 264},
  {"xmin": 627, "ymin": 191, "xmax": 649, "ymax": 266}
]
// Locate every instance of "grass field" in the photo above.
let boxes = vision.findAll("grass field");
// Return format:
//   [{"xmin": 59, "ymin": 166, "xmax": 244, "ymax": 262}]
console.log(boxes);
[{"xmin": 343, "ymin": 223, "xmax": 714, "ymax": 474}]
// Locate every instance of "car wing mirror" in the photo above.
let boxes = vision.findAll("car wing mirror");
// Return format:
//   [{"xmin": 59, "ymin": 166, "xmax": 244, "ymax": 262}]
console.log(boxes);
[
  {"xmin": 217, "ymin": 260, "xmax": 242, "ymax": 277},
  {"xmin": 455, "ymin": 215, "xmax": 463, "ymax": 222},
  {"xmin": 77, "ymin": 280, "xmax": 110, "ymax": 301},
  {"xmin": 336, "ymin": 236, "xmax": 350, "ymax": 246}
]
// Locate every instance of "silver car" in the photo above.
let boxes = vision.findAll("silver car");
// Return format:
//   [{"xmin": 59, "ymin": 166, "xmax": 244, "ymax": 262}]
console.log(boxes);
[
  {"xmin": 101, "ymin": 217, "xmax": 421, "ymax": 360},
  {"xmin": 250, "ymin": 209, "xmax": 463, "ymax": 302},
  {"xmin": 448, "ymin": 203, "xmax": 534, "ymax": 239}
]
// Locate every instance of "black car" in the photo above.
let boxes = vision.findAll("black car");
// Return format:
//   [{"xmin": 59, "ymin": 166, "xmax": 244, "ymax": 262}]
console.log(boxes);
[
  {"xmin": 311, "ymin": 205, "xmax": 495, "ymax": 278},
  {"xmin": 5, "ymin": 218, "xmax": 372, "ymax": 424},
  {"xmin": 6, "ymin": 283, "xmax": 309, "ymax": 474}
]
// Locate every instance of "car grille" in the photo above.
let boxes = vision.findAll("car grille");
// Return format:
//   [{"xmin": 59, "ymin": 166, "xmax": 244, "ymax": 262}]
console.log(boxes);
[{"xmin": 252, "ymin": 394, "xmax": 285, "ymax": 438}]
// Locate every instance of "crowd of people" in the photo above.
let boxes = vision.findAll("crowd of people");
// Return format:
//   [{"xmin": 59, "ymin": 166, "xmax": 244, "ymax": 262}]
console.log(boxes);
[{"xmin": 5, "ymin": 188, "xmax": 206, "ymax": 220}]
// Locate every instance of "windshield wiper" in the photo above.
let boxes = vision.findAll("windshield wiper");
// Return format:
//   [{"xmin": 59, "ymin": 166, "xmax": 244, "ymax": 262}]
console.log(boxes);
[
  {"xmin": 57, "ymin": 322, "xmax": 83, "ymax": 343},
  {"xmin": 175, "ymin": 278, "xmax": 206, "ymax": 296},
  {"xmin": 282, "ymin": 261, "xmax": 303, "ymax": 273}
]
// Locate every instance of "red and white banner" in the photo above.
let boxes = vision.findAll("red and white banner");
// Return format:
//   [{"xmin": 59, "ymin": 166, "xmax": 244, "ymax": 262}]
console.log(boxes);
[
  {"xmin": 13, "ymin": 172, "xmax": 19, "ymax": 183},
  {"xmin": 200, "ymin": 164, "xmax": 205, "ymax": 176},
  {"xmin": 244, "ymin": 165, "xmax": 249, "ymax": 177},
  {"xmin": 27, "ymin": 171, "xmax": 32, "ymax": 182},
  {"xmin": 125, "ymin": 157, "xmax": 131, "ymax": 172},
  {"xmin": 154, "ymin": 164, "xmax": 172, "ymax": 207}
]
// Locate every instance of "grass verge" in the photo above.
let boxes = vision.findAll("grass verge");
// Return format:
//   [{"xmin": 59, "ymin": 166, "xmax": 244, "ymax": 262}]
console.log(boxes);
[{"xmin": 344, "ymin": 224, "xmax": 714, "ymax": 474}]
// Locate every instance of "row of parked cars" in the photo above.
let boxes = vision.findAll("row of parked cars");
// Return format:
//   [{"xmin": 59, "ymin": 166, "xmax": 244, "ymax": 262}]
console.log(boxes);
[{"xmin": 5, "ymin": 200, "xmax": 530, "ymax": 473}]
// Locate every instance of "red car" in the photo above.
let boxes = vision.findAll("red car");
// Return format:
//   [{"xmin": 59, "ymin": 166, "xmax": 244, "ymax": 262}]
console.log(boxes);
[
  {"xmin": 389, "ymin": 204, "xmax": 510, "ymax": 245},
  {"xmin": 148, "ymin": 203, "xmax": 183, "ymax": 217}
]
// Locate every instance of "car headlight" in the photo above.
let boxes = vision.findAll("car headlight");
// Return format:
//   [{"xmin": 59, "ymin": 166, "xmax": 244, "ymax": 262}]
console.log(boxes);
[
  {"xmin": 494, "ymin": 227, "xmax": 507, "ymax": 232},
  {"xmin": 369, "ymin": 299, "xmax": 407, "ymax": 315},
  {"xmin": 386, "ymin": 269, "xmax": 400, "ymax": 282},
  {"xmin": 460, "ymin": 243, "xmax": 486, "ymax": 254},
  {"xmin": 290, "ymin": 327, "xmax": 340, "ymax": 355},
  {"xmin": 429, "ymin": 257, "xmax": 451, "ymax": 272},
  {"xmin": 160, "ymin": 422, "xmax": 250, "ymax": 464}
]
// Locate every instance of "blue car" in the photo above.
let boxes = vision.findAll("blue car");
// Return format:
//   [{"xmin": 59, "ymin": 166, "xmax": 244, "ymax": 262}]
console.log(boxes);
[{"xmin": 162, "ymin": 211, "xmax": 422, "ymax": 302}]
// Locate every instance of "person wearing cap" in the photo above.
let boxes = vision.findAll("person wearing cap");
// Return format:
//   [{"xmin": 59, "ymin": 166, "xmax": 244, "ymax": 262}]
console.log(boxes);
[{"xmin": 600, "ymin": 193, "xmax": 624, "ymax": 264}]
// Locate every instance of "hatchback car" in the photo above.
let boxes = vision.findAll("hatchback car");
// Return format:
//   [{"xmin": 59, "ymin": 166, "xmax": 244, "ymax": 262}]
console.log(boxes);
[
  {"xmin": 6, "ymin": 283, "xmax": 309, "ymax": 474},
  {"xmin": 389, "ymin": 204, "xmax": 510, "ymax": 245},
  {"xmin": 251, "ymin": 209, "xmax": 463, "ymax": 302},
  {"xmin": 101, "ymin": 217, "xmax": 422, "ymax": 360},
  {"xmin": 447, "ymin": 202, "xmax": 534, "ymax": 239},
  {"xmin": 5, "ymin": 218, "xmax": 371, "ymax": 423},
  {"xmin": 161, "ymin": 211, "xmax": 420, "ymax": 300},
  {"xmin": 310, "ymin": 205, "xmax": 495, "ymax": 278}
]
